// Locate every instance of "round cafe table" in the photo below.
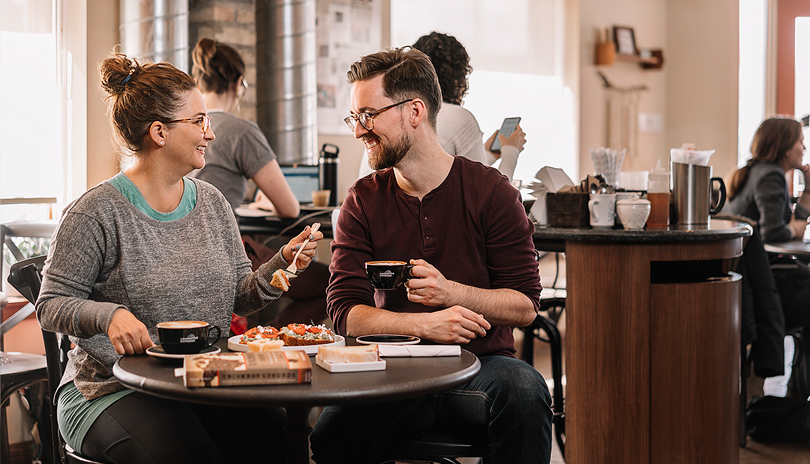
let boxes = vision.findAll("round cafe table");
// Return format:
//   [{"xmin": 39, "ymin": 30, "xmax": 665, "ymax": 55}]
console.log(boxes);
[
  {"xmin": 113, "ymin": 342, "xmax": 480, "ymax": 464},
  {"xmin": 533, "ymin": 219, "xmax": 751, "ymax": 464}
]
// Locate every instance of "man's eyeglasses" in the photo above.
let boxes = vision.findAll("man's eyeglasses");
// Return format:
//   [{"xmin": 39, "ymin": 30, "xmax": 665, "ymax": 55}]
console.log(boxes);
[
  {"xmin": 344, "ymin": 99, "xmax": 413, "ymax": 132},
  {"xmin": 167, "ymin": 115, "xmax": 212, "ymax": 135}
]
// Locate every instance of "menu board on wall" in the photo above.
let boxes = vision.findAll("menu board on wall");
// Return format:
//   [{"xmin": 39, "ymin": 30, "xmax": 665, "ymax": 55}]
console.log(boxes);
[{"xmin": 316, "ymin": 0, "xmax": 382, "ymax": 135}]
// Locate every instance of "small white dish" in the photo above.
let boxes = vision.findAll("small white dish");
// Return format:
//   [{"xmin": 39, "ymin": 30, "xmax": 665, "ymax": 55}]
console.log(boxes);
[
  {"xmin": 146, "ymin": 345, "xmax": 220, "ymax": 360},
  {"xmin": 315, "ymin": 357, "xmax": 386, "ymax": 373},
  {"xmin": 355, "ymin": 334, "xmax": 421, "ymax": 345},
  {"xmin": 227, "ymin": 334, "xmax": 346, "ymax": 355}
]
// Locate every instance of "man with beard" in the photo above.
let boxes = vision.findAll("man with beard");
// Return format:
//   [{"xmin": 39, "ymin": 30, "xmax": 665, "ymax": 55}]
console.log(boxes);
[{"xmin": 310, "ymin": 47, "xmax": 553, "ymax": 463}]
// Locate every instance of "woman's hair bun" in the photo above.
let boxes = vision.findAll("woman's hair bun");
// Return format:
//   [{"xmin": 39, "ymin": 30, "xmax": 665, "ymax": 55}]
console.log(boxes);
[{"xmin": 99, "ymin": 52, "xmax": 141, "ymax": 96}]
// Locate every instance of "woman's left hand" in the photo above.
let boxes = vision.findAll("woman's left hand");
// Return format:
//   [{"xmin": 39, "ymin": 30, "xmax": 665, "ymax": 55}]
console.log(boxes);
[{"xmin": 281, "ymin": 225, "xmax": 323, "ymax": 270}]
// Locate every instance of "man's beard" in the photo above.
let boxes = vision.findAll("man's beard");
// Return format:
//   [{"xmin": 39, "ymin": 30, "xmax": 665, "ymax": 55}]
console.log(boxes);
[{"xmin": 368, "ymin": 131, "xmax": 412, "ymax": 171}]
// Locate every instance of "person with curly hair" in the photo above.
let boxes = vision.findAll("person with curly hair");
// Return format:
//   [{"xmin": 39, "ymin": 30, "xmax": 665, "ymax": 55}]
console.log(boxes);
[{"xmin": 359, "ymin": 31, "xmax": 526, "ymax": 181}]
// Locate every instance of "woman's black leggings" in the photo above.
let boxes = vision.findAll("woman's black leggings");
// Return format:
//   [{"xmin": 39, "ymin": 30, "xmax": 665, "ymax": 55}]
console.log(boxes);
[{"xmin": 80, "ymin": 391, "xmax": 286, "ymax": 464}]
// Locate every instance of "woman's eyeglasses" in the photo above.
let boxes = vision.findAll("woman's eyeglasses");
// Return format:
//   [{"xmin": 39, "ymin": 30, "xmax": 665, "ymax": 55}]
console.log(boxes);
[
  {"xmin": 344, "ymin": 99, "xmax": 413, "ymax": 132},
  {"xmin": 167, "ymin": 115, "xmax": 212, "ymax": 135}
]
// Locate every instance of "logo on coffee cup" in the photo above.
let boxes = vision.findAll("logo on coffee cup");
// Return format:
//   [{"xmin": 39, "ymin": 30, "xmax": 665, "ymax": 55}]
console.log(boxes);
[
  {"xmin": 180, "ymin": 334, "xmax": 199, "ymax": 344},
  {"xmin": 379, "ymin": 270, "xmax": 395, "ymax": 278}
]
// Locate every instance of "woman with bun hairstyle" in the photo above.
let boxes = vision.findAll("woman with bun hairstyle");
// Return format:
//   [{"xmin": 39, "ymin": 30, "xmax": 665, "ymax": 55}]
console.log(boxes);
[
  {"xmin": 190, "ymin": 37, "xmax": 299, "ymax": 216},
  {"xmin": 191, "ymin": 37, "xmax": 330, "ymax": 330},
  {"xmin": 36, "ymin": 50, "xmax": 321, "ymax": 463}
]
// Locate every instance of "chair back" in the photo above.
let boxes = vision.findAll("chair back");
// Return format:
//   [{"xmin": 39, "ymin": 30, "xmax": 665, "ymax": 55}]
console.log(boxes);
[{"xmin": 7, "ymin": 255, "xmax": 69, "ymax": 464}]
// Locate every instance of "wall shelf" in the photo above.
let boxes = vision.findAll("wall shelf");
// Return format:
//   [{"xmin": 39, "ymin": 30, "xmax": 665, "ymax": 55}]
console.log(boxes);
[{"xmin": 595, "ymin": 44, "xmax": 664, "ymax": 70}]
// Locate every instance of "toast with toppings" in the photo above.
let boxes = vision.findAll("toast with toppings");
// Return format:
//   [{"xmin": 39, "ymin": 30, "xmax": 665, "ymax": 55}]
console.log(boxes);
[{"xmin": 279, "ymin": 323, "xmax": 334, "ymax": 346}]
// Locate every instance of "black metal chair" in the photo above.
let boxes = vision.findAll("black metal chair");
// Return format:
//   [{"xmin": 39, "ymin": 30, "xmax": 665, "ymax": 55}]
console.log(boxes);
[
  {"xmin": 1, "ymin": 274, "xmax": 48, "ymax": 464},
  {"xmin": 519, "ymin": 251, "xmax": 566, "ymax": 459},
  {"xmin": 380, "ymin": 427, "xmax": 493, "ymax": 463},
  {"xmin": 7, "ymin": 256, "xmax": 108, "ymax": 464}
]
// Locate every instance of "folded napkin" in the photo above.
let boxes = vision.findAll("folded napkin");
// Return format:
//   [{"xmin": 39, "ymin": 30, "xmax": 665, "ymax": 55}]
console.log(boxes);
[{"xmin": 378, "ymin": 345, "xmax": 461, "ymax": 357}]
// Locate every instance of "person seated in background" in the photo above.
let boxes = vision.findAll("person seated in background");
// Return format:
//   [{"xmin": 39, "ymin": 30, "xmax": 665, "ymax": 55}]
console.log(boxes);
[
  {"xmin": 189, "ymin": 37, "xmax": 299, "ymax": 217},
  {"xmin": 358, "ymin": 31, "xmax": 526, "ymax": 181},
  {"xmin": 724, "ymin": 116, "xmax": 810, "ymax": 398},
  {"xmin": 37, "ymin": 50, "xmax": 323, "ymax": 463},
  {"xmin": 191, "ymin": 38, "xmax": 330, "ymax": 330},
  {"xmin": 311, "ymin": 46, "xmax": 552, "ymax": 463}
]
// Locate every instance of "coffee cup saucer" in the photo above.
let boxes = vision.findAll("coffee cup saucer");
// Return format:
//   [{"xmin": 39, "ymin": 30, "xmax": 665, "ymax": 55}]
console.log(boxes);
[{"xmin": 146, "ymin": 344, "xmax": 220, "ymax": 360}]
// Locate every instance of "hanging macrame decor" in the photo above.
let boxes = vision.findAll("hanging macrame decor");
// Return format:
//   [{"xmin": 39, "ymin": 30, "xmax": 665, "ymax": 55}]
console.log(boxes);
[{"xmin": 598, "ymin": 72, "xmax": 647, "ymax": 159}]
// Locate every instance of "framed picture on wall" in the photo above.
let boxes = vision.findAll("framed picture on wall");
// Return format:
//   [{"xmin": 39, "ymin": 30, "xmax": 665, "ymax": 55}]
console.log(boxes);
[{"xmin": 613, "ymin": 26, "xmax": 638, "ymax": 56}]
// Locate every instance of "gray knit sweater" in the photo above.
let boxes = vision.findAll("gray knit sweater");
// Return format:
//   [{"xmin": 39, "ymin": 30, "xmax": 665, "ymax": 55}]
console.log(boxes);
[{"xmin": 37, "ymin": 179, "xmax": 287, "ymax": 400}]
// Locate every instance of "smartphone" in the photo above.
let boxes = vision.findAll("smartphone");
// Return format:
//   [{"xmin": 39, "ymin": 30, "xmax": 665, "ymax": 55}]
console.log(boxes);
[{"xmin": 490, "ymin": 117, "xmax": 521, "ymax": 152}]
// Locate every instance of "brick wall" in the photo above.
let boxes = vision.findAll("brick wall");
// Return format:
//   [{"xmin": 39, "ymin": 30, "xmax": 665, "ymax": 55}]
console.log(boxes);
[{"xmin": 189, "ymin": 0, "xmax": 257, "ymax": 121}]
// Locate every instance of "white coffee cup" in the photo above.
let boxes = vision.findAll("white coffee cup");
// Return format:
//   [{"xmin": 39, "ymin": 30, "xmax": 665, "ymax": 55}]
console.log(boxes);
[
  {"xmin": 589, "ymin": 193, "xmax": 615, "ymax": 228},
  {"xmin": 616, "ymin": 198, "xmax": 651, "ymax": 229}
]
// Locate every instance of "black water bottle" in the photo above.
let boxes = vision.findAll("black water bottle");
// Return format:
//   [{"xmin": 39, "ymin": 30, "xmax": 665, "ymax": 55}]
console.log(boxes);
[{"xmin": 319, "ymin": 143, "xmax": 340, "ymax": 206}]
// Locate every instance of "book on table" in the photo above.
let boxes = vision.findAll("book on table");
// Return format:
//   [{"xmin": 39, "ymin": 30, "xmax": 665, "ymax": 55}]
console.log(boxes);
[{"xmin": 184, "ymin": 351, "xmax": 312, "ymax": 387}]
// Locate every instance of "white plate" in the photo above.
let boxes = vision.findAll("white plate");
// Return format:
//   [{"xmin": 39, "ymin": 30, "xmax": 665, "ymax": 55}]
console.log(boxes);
[
  {"xmin": 146, "ymin": 345, "xmax": 220, "ymax": 360},
  {"xmin": 316, "ymin": 357, "xmax": 386, "ymax": 373},
  {"xmin": 355, "ymin": 334, "xmax": 421, "ymax": 345},
  {"xmin": 228, "ymin": 334, "xmax": 345, "ymax": 355}
]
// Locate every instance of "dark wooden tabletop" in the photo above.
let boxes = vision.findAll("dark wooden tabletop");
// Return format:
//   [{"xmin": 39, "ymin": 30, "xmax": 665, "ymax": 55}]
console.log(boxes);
[{"xmin": 113, "ymin": 343, "xmax": 480, "ymax": 409}]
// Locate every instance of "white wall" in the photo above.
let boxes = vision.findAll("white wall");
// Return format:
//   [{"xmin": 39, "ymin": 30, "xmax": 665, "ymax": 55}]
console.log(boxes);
[
  {"xmin": 579, "ymin": 0, "xmax": 739, "ymax": 182},
  {"xmin": 579, "ymin": 0, "xmax": 667, "ymax": 175},
  {"xmin": 665, "ymin": 0, "xmax": 739, "ymax": 181}
]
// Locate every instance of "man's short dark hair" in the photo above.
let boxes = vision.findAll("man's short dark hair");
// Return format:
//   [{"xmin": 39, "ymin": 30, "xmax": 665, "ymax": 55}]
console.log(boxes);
[{"xmin": 347, "ymin": 47, "xmax": 442, "ymax": 129}]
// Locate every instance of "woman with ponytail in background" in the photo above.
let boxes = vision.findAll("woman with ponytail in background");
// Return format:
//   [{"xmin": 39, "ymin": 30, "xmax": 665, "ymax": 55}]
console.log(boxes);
[{"xmin": 191, "ymin": 38, "xmax": 331, "ymax": 331}]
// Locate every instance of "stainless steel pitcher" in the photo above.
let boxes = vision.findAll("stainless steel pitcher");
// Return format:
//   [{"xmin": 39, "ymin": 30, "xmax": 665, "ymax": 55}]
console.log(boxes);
[{"xmin": 671, "ymin": 162, "xmax": 726, "ymax": 225}]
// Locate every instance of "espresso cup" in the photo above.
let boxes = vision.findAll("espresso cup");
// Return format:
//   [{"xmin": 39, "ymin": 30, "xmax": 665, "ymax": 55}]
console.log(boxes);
[
  {"xmin": 365, "ymin": 261, "xmax": 414, "ymax": 290},
  {"xmin": 157, "ymin": 320, "xmax": 221, "ymax": 354}
]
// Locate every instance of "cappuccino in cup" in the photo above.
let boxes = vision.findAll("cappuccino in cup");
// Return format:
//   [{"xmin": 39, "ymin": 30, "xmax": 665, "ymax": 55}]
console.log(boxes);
[
  {"xmin": 365, "ymin": 261, "xmax": 414, "ymax": 290},
  {"xmin": 157, "ymin": 320, "xmax": 221, "ymax": 354}
]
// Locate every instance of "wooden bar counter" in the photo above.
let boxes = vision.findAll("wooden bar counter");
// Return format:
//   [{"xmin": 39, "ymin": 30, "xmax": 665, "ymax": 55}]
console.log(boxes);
[{"xmin": 533, "ymin": 219, "xmax": 751, "ymax": 464}]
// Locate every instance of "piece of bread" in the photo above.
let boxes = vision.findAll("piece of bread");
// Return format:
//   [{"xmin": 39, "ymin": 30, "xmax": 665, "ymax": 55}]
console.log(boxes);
[
  {"xmin": 316, "ymin": 345, "xmax": 380, "ymax": 363},
  {"xmin": 280, "ymin": 333, "xmax": 333, "ymax": 346},
  {"xmin": 248, "ymin": 339, "xmax": 284, "ymax": 352},
  {"xmin": 269, "ymin": 269, "xmax": 290, "ymax": 291},
  {"xmin": 278, "ymin": 324, "xmax": 335, "ymax": 346}
]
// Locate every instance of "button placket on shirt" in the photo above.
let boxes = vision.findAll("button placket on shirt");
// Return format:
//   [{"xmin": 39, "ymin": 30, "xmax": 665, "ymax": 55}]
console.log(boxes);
[{"xmin": 420, "ymin": 199, "xmax": 435, "ymax": 252}]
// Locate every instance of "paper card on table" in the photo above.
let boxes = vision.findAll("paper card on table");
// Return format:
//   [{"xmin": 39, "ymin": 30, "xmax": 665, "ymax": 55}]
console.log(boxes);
[{"xmin": 378, "ymin": 345, "xmax": 461, "ymax": 357}]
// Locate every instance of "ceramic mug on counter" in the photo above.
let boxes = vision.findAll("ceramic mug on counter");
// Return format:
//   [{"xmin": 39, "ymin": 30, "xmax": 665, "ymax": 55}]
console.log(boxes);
[{"xmin": 589, "ymin": 193, "xmax": 616, "ymax": 229}]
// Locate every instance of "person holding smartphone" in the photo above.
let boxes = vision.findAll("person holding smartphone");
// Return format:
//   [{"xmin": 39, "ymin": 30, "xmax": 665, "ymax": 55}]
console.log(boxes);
[{"xmin": 358, "ymin": 31, "xmax": 526, "ymax": 182}]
